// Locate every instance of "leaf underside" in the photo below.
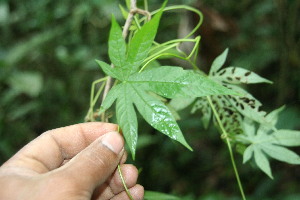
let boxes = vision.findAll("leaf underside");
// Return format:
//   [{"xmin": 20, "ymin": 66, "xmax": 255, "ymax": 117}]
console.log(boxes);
[{"xmin": 240, "ymin": 118, "xmax": 300, "ymax": 178}]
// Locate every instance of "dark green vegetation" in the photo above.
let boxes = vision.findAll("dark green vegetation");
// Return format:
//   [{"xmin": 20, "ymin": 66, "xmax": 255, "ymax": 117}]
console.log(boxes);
[{"xmin": 1, "ymin": 0, "xmax": 300, "ymax": 199}]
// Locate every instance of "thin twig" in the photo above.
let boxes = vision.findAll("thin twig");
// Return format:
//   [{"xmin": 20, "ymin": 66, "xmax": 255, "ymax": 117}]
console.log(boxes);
[
  {"xmin": 206, "ymin": 96, "xmax": 247, "ymax": 200},
  {"xmin": 122, "ymin": 0, "xmax": 137, "ymax": 38}
]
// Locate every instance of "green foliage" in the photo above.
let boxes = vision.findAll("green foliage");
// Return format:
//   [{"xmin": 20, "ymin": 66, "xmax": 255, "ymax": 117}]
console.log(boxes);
[
  {"xmin": 144, "ymin": 191, "xmax": 180, "ymax": 200},
  {"xmin": 1, "ymin": 0, "xmax": 300, "ymax": 199},
  {"xmin": 98, "ymin": 7, "xmax": 237, "ymax": 159},
  {"xmin": 190, "ymin": 48, "xmax": 300, "ymax": 181},
  {"xmin": 86, "ymin": 0, "xmax": 300, "ymax": 198},
  {"xmin": 191, "ymin": 49, "xmax": 271, "ymax": 134},
  {"xmin": 238, "ymin": 109, "xmax": 300, "ymax": 178}
]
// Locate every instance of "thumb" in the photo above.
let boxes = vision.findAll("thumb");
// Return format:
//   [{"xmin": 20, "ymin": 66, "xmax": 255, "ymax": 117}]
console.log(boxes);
[{"xmin": 56, "ymin": 131, "xmax": 124, "ymax": 192}]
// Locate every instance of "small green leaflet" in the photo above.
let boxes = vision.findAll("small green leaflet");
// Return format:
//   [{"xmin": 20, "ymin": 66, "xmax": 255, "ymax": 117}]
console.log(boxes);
[
  {"xmin": 126, "ymin": 4, "xmax": 164, "ymax": 77},
  {"xmin": 238, "ymin": 114, "xmax": 300, "ymax": 178},
  {"xmin": 107, "ymin": 2, "xmax": 166, "ymax": 80},
  {"xmin": 209, "ymin": 48, "xmax": 228, "ymax": 76},
  {"xmin": 144, "ymin": 191, "xmax": 180, "ymax": 200},
  {"xmin": 108, "ymin": 15, "xmax": 127, "ymax": 71},
  {"xmin": 98, "ymin": 3, "xmax": 237, "ymax": 158}
]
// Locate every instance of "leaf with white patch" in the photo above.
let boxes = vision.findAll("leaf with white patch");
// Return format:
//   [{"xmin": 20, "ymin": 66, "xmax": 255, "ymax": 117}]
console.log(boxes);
[
  {"xmin": 225, "ymin": 84, "xmax": 267, "ymax": 123},
  {"xmin": 191, "ymin": 97, "xmax": 212, "ymax": 129},
  {"xmin": 214, "ymin": 67, "xmax": 272, "ymax": 84}
]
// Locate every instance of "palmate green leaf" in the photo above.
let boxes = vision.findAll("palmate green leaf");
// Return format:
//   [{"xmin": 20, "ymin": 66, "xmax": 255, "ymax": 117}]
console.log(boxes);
[
  {"xmin": 239, "ymin": 119, "xmax": 300, "ymax": 178},
  {"xmin": 108, "ymin": 15, "xmax": 126, "ymax": 70},
  {"xmin": 100, "ymin": 65, "xmax": 240, "ymax": 156},
  {"xmin": 128, "ymin": 66, "xmax": 239, "ymax": 98},
  {"xmin": 99, "ymin": 2, "xmax": 241, "ymax": 158},
  {"xmin": 125, "ymin": 2, "xmax": 166, "ymax": 78},
  {"xmin": 144, "ymin": 191, "xmax": 180, "ymax": 200},
  {"xmin": 101, "ymin": 81, "xmax": 192, "ymax": 157}
]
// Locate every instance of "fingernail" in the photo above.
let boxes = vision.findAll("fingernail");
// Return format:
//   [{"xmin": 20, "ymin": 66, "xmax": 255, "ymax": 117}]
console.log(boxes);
[{"xmin": 101, "ymin": 132, "xmax": 124, "ymax": 154}]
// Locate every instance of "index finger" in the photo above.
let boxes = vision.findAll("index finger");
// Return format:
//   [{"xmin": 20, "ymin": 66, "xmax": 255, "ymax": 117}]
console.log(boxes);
[{"xmin": 2, "ymin": 122, "xmax": 118, "ymax": 173}]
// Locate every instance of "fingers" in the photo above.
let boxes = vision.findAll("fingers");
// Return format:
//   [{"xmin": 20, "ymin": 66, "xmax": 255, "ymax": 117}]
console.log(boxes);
[
  {"xmin": 92, "ymin": 164, "xmax": 139, "ymax": 199},
  {"xmin": 53, "ymin": 131, "xmax": 125, "ymax": 193},
  {"xmin": 109, "ymin": 164, "xmax": 138, "ymax": 194},
  {"xmin": 110, "ymin": 185, "xmax": 144, "ymax": 200},
  {"xmin": 2, "ymin": 122, "xmax": 118, "ymax": 173},
  {"xmin": 93, "ymin": 184, "xmax": 144, "ymax": 200}
]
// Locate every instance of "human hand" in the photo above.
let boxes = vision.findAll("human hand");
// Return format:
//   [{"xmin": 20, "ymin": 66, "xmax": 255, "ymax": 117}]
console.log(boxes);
[{"xmin": 0, "ymin": 122, "xmax": 144, "ymax": 200}]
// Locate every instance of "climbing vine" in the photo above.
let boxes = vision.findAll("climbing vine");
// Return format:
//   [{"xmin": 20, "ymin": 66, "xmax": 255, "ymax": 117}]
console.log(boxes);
[{"xmin": 85, "ymin": 0, "xmax": 300, "ymax": 199}]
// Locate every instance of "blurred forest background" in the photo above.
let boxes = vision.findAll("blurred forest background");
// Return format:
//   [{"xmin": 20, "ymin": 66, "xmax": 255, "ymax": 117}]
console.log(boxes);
[{"xmin": 0, "ymin": 0, "xmax": 300, "ymax": 199}]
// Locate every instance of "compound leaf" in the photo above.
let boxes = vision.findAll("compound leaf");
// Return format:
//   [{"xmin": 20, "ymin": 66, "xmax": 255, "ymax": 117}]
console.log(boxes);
[{"xmin": 239, "ymin": 118, "xmax": 300, "ymax": 178}]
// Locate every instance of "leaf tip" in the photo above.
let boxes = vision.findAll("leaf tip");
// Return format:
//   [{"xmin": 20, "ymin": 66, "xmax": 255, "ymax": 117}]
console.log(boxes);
[{"xmin": 182, "ymin": 141, "xmax": 193, "ymax": 152}]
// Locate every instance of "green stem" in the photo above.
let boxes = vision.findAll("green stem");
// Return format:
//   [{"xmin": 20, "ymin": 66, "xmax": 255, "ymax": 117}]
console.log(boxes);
[
  {"xmin": 144, "ymin": 0, "xmax": 148, "ymax": 11},
  {"xmin": 118, "ymin": 165, "xmax": 135, "ymax": 200},
  {"xmin": 207, "ymin": 96, "xmax": 247, "ymax": 200},
  {"xmin": 85, "ymin": 77, "xmax": 107, "ymax": 121},
  {"xmin": 147, "ymin": 5, "xmax": 203, "ymax": 39}
]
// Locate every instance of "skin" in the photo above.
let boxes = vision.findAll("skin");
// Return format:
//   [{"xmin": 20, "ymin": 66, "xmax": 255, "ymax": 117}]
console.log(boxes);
[{"xmin": 0, "ymin": 122, "xmax": 144, "ymax": 200}]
